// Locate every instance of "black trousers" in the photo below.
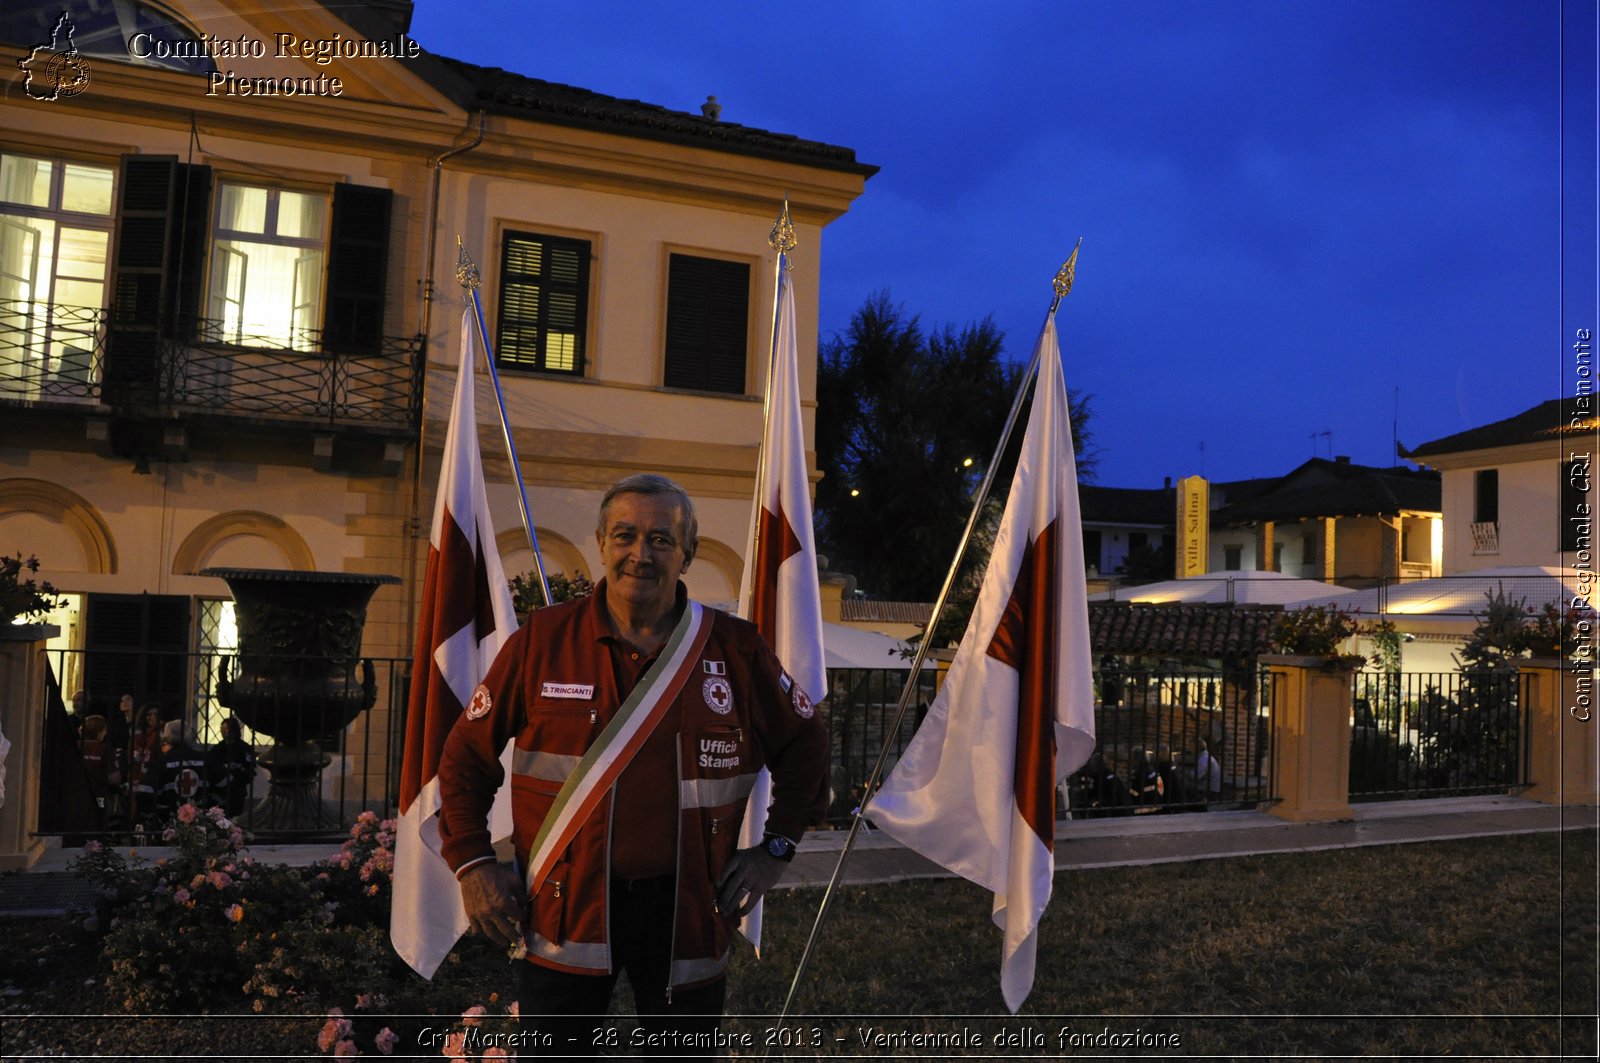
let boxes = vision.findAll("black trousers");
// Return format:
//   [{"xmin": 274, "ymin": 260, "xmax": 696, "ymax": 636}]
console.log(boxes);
[{"xmin": 517, "ymin": 876, "xmax": 727, "ymax": 1059}]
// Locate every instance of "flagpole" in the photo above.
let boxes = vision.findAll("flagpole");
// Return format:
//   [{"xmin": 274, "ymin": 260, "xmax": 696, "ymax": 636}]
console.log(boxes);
[
  {"xmin": 455, "ymin": 238, "xmax": 552, "ymax": 604},
  {"xmin": 772, "ymin": 241, "xmax": 1082, "ymax": 1030}
]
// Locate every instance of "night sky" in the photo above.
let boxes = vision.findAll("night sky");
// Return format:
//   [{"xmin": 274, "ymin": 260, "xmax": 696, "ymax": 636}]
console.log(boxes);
[{"xmin": 412, "ymin": 0, "xmax": 1598, "ymax": 488}]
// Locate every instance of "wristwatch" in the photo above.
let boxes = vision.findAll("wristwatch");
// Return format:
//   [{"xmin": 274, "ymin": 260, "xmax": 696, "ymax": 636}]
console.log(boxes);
[{"xmin": 762, "ymin": 833, "xmax": 796, "ymax": 862}]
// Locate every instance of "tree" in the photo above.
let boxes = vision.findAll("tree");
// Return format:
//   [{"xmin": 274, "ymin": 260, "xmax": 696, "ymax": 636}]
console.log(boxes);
[{"xmin": 814, "ymin": 292, "xmax": 1095, "ymax": 602}]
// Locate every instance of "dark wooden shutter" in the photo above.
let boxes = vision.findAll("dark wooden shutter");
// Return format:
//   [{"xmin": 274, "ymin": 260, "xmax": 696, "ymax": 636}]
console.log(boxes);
[
  {"xmin": 324, "ymin": 183, "xmax": 392, "ymax": 355},
  {"xmin": 105, "ymin": 156, "xmax": 209, "ymax": 403},
  {"xmin": 495, "ymin": 231, "xmax": 588, "ymax": 373},
  {"xmin": 663, "ymin": 254, "xmax": 748, "ymax": 394},
  {"xmin": 83, "ymin": 593, "xmax": 192, "ymax": 721}
]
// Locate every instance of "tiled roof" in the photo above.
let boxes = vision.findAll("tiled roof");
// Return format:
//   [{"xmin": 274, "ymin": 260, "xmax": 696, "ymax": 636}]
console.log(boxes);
[
  {"xmin": 1217, "ymin": 460, "xmax": 1440, "ymax": 523},
  {"xmin": 1404, "ymin": 399, "xmax": 1598, "ymax": 459},
  {"xmin": 839, "ymin": 600, "xmax": 934, "ymax": 626},
  {"xmin": 1079, "ymin": 484, "xmax": 1174, "ymax": 525},
  {"xmin": 420, "ymin": 55, "xmax": 877, "ymax": 175},
  {"xmin": 1089, "ymin": 602, "xmax": 1281, "ymax": 660}
]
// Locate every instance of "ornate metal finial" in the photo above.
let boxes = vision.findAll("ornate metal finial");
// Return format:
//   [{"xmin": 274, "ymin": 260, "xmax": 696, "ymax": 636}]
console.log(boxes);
[
  {"xmin": 768, "ymin": 198, "xmax": 797, "ymax": 256},
  {"xmin": 455, "ymin": 236, "xmax": 480, "ymax": 291},
  {"xmin": 1050, "ymin": 237, "xmax": 1083, "ymax": 312}
]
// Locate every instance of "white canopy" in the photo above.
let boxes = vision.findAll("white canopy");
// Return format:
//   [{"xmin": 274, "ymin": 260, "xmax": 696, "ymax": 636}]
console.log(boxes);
[
  {"xmin": 1090, "ymin": 571, "xmax": 1359, "ymax": 607},
  {"xmin": 1297, "ymin": 565, "xmax": 1590, "ymax": 623},
  {"xmin": 823, "ymin": 621, "xmax": 931, "ymax": 670}
]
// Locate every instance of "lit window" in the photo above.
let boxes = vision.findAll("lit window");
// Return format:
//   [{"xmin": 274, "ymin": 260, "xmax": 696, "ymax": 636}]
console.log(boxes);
[
  {"xmin": 208, "ymin": 182, "xmax": 327, "ymax": 351},
  {"xmin": 0, "ymin": 152, "xmax": 114, "ymax": 393},
  {"xmin": 495, "ymin": 231, "xmax": 589, "ymax": 374}
]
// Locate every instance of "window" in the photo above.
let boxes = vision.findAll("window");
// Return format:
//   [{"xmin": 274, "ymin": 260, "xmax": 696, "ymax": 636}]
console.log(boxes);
[
  {"xmin": 208, "ymin": 182, "xmax": 328, "ymax": 351},
  {"xmin": 1303, "ymin": 534, "xmax": 1318, "ymax": 565},
  {"xmin": 1081, "ymin": 529, "xmax": 1102, "ymax": 573},
  {"xmin": 663, "ymin": 253, "xmax": 749, "ymax": 394},
  {"xmin": 1223, "ymin": 545, "xmax": 1243, "ymax": 571},
  {"xmin": 0, "ymin": 152, "xmax": 114, "ymax": 393},
  {"xmin": 495, "ymin": 231, "xmax": 589, "ymax": 374},
  {"xmin": 1474, "ymin": 469, "xmax": 1499, "ymax": 525}
]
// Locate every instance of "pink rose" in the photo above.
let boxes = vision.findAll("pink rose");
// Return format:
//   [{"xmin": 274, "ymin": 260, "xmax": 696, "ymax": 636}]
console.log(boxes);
[
  {"xmin": 333, "ymin": 1039, "xmax": 358, "ymax": 1058},
  {"xmin": 225, "ymin": 903, "xmax": 244, "ymax": 923},
  {"xmin": 173, "ymin": 888, "xmax": 190, "ymax": 904},
  {"xmin": 176, "ymin": 803, "xmax": 197, "ymax": 824},
  {"xmin": 461, "ymin": 1004, "xmax": 487, "ymax": 1026},
  {"xmin": 374, "ymin": 1027, "xmax": 399, "ymax": 1055}
]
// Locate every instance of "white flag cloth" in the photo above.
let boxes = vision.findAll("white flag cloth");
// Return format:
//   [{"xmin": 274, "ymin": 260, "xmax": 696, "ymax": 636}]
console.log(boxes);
[
  {"xmin": 869, "ymin": 315, "xmax": 1095, "ymax": 1013},
  {"xmin": 392, "ymin": 309, "xmax": 519, "ymax": 979},
  {"xmin": 736, "ymin": 253, "xmax": 829, "ymax": 952}
]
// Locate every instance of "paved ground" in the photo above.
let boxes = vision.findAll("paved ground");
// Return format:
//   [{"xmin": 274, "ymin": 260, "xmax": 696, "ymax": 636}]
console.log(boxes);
[{"xmin": 3, "ymin": 795, "xmax": 1592, "ymax": 917}]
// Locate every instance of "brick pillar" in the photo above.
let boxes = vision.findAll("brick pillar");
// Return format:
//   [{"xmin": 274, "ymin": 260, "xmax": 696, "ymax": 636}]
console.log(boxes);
[
  {"xmin": 1321, "ymin": 516, "xmax": 1337, "ymax": 582},
  {"xmin": 1521, "ymin": 659, "xmax": 1600, "ymax": 805},
  {"xmin": 1255, "ymin": 520, "xmax": 1276, "ymax": 572},
  {"xmin": 1263, "ymin": 654, "xmax": 1354, "ymax": 822},
  {"xmin": 0, "ymin": 625, "xmax": 57, "ymax": 871}
]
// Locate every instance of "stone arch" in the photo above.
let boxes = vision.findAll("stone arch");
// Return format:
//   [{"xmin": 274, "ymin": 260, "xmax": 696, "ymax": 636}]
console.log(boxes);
[
  {"xmin": 0, "ymin": 478, "xmax": 117, "ymax": 573},
  {"xmin": 688, "ymin": 536, "xmax": 743, "ymax": 607},
  {"xmin": 497, "ymin": 527, "xmax": 591, "ymax": 583},
  {"xmin": 172, "ymin": 511, "xmax": 316, "ymax": 574}
]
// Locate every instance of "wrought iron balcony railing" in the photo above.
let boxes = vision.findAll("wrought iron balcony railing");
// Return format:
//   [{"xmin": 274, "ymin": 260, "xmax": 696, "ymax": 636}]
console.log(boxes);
[{"xmin": 2, "ymin": 300, "xmax": 423, "ymax": 433}]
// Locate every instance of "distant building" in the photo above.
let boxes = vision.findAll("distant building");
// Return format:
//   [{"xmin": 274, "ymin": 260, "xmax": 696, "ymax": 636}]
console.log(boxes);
[
  {"xmin": 1079, "ymin": 459, "xmax": 1441, "ymax": 591},
  {"xmin": 1402, "ymin": 398, "xmax": 1597, "ymax": 573}
]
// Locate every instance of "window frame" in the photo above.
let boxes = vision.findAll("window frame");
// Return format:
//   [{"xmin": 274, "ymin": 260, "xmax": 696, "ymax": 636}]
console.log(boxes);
[
  {"xmin": 660, "ymin": 249, "xmax": 753, "ymax": 396},
  {"xmin": 0, "ymin": 151, "xmax": 116, "ymax": 391},
  {"xmin": 493, "ymin": 228, "xmax": 592, "ymax": 376},
  {"xmin": 206, "ymin": 179, "xmax": 330, "ymax": 352}
]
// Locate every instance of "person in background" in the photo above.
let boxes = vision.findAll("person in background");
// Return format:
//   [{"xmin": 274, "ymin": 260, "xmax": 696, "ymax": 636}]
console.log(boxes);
[
  {"xmin": 79, "ymin": 714, "xmax": 114, "ymax": 827},
  {"xmin": 208, "ymin": 716, "xmax": 256, "ymax": 818},
  {"xmin": 151, "ymin": 719, "xmax": 211, "ymax": 821}
]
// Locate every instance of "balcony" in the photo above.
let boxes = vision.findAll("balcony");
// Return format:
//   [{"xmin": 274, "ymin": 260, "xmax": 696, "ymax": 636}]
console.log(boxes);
[
  {"xmin": 1470, "ymin": 521, "xmax": 1500, "ymax": 556},
  {"xmin": 2, "ymin": 300, "xmax": 423, "ymax": 435}
]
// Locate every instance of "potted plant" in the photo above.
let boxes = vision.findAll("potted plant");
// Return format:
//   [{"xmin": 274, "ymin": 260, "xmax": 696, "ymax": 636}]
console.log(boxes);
[
  {"xmin": 1272, "ymin": 603, "xmax": 1367, "ymax": 671},
  {"xmin": 0, "ymin": 553, "xmax": 64, "ymax": 639}
]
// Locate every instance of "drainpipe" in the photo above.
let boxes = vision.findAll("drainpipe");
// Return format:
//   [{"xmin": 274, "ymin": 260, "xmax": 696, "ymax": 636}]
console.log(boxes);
[{"xmin": 401, "ymin": 110, "xmax": 488, "ymax": 653}]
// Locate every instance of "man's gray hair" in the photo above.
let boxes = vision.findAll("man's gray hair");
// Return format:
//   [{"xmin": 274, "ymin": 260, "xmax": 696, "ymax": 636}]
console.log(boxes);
[{"xmin": 598, "ymin": 474, "xmax": 699, "ymax": 555}]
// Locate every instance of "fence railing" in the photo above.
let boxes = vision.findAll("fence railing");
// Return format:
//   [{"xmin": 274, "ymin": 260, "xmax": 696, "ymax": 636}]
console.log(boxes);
[
  {"xmin": 1, "ymin": 300, "xmax": 423, "ymax": 432},
  {"xmin": 1349, "ymin": 670, "xmax": 1530, "ymax": 800},
  {"xmin": 1064, "ymin": 667, "xmax": 1274, "ymax": 817},
  {"xmin": 40, "ymin": 649, "xmax": 410, "ymax": 844}
]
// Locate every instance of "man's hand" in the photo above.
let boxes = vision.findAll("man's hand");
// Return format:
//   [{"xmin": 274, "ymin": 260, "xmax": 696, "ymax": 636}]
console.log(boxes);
[
  {"xmin": 715, "ymin": 846, "xmax": 788, "ymax": 921},
  {"xmin": 458, "ymin": 861, "xmax": 527, "ymax": 948}
]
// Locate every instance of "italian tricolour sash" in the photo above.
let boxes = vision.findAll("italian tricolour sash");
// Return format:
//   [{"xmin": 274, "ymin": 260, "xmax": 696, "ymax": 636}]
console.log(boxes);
[{"xmin": 523, "ymin": 601, "xmax": 714, "ymax": 894}]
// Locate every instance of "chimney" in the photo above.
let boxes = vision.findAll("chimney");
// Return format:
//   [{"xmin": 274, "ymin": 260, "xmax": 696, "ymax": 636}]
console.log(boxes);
[
  {"xmin": 1163, "ymin": 476, "xmax": 1172, "ymax": 488},
  {"xmin": 1335, "ymin": 455, "xmax": 1351, "ymax": 465},
  {"xmin": 701, "ymin": 95, "xmax": 722, "ymax": 120}
]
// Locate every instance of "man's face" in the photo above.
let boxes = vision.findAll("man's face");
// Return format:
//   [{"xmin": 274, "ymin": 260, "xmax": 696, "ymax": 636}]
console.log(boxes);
[{"xmin": 596, "ymin": 492, "xmax": 693, "ymax": 620}]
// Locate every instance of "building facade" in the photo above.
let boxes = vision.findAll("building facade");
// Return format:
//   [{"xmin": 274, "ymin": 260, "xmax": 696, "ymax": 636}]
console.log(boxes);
[{"xmin": 0, "ymin": 1, "xmax": 871, "ymax": 757}]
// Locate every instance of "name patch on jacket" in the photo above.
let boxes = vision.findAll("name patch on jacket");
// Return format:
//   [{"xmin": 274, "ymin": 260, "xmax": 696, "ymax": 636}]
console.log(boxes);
[
  {"xmin": 540, "ymin": 682, "xmax": 595, "ymax": 700},
  {"xmin": 698, "ymin": 736, "xmax": 740, "ymax": 769}
]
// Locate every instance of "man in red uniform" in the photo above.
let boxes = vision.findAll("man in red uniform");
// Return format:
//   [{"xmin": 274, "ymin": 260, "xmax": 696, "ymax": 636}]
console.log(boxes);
[{"xmin": 437, "ymin": 474, "xmax": 828, "ymax": 1054}]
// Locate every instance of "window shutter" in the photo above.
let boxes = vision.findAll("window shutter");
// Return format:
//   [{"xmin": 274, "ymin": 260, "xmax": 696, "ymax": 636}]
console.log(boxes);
[
  {"xmin": 83, "ymin": 593, "xmax": 193, "ymax": 720},
  {"xmin": 495, "ymin": 231, "xmax": 589, "ymax": 374},
  {"xmin": 105, "ymin": 156, "xmax": 176, "ymax": 402},
  {"xmin": 325, "ymin": 183, "xmax": 392, "ymax": 355},
  {"xmin": 663, "ymin": 254, "xmax": 748, "ymax": 394},
  {"xmin": 106, "ymin": 156, "xmax": 209, "ymax": 402}
]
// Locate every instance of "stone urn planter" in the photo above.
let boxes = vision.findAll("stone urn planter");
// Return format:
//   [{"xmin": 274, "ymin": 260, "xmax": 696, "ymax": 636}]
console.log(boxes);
[{"xmin": 202, "ymin": 568, "xmax": 398, "ymax": 831}]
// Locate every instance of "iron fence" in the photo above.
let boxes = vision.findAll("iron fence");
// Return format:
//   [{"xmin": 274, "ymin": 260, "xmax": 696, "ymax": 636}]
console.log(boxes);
[
  {"xmin": 1349, "ymin": 670, "xmax": 1530, "ymax": 800},
  {"xmin": 0, "ymin": 299, "xmax": 105, "ymax": 404},
  {"xmin": 1065, "ymin": 667, "xmax": 1274, "ymax": 817},
  {"xmin": 41, "ymin": 649, "xmax": 410, "ymax": 844}
]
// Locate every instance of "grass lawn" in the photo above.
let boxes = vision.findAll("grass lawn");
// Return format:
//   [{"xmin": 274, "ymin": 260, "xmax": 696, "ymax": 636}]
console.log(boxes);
[
  {"xmin": 3, "ymin": 828, "xmax": 1595, "ymax": 1059},
  {"xmin": 722, "ymin": 829, "xmax": 1598, "ymax": 1059}
]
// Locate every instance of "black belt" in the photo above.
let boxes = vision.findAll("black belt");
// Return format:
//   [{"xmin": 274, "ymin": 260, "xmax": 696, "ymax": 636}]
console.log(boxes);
[{"xmin": 612, "ymin": 874, "xmax": 674, "ymax": 897}]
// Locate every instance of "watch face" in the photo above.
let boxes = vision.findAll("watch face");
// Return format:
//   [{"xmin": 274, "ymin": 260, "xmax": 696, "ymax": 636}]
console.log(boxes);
[{"xmin": 765, "ymin": 836, "xmax": 793, "ymax": 859}]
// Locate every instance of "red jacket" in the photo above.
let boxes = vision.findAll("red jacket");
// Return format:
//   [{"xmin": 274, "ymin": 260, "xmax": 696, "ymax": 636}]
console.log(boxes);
[{"xmin": 437, "ymin": 582, "xmax": 828, "ymax": 991}]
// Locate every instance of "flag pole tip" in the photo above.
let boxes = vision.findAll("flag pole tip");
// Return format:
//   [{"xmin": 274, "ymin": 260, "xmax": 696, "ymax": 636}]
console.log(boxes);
[
  {"xmin": 769, "ymin": 199, "xmax": 797, "ymax": 255},
  {"xmin": 456, "ymin": 241, "xmax": 480, "ymax": 291}
]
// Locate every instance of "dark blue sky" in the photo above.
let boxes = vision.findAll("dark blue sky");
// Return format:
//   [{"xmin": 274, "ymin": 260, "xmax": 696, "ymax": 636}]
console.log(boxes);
[{"xmin": 412, "ymin": 0, "xmax": 1598, "ymax": 488}]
